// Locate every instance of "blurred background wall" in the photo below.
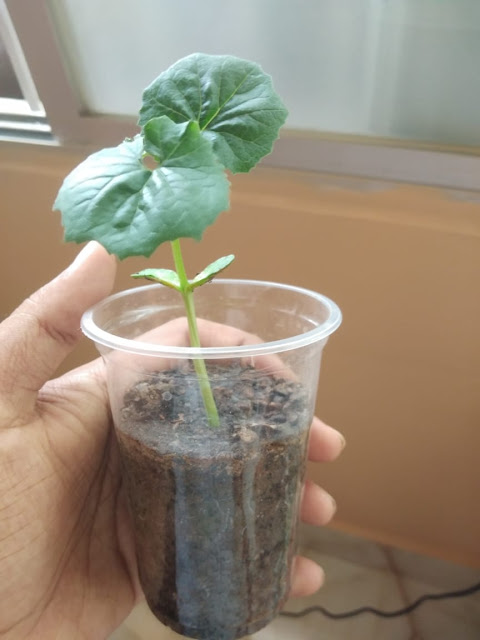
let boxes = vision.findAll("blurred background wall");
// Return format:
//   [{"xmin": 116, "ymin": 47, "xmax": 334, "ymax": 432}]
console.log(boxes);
[{"xmin": 1, "ymin": 141, "xmax": 479, "ymax": 567}]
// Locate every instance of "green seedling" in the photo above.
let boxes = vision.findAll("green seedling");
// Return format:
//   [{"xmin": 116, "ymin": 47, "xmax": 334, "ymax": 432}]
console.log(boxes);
[{"xmin": 54, "ymin": 53, "xmax": 287, "ymax": 426}]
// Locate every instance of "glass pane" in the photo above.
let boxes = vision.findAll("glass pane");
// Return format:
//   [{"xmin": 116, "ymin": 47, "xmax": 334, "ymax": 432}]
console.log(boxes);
[
  {"xmin": 0, "ymin": 33, "xmax": 22, "ymax": 99},
  {"xmin": 48, "ymin": 0, "xmax": 480, "ymax": 148},
  {"xmin": 0, "ymin": 9, "xmax": 49, "ymax": 140}
]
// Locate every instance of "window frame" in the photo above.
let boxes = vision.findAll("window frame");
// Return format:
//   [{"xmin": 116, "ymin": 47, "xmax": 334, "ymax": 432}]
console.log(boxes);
[
  {"xmin": 0, "ymin": 0, "xmax": 51, "ymax": 141},
  {"xmin": 5, "ymin": 0, "xmax": 480, "ymax": 192}
]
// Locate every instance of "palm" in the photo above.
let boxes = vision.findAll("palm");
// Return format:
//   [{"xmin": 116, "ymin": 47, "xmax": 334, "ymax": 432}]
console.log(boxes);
[{"xmin": 0, "ymin": 362, "xmax": 138, "ymax": 638}]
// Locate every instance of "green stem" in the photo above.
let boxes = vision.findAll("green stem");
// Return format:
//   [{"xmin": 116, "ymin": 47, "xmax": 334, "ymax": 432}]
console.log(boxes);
[{"xmin": 171, "ymin": 239, "xmax": 220, "ymax": 427}]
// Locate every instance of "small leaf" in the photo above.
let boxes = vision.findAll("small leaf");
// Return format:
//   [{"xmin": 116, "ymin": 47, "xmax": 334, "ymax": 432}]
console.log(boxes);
[
  {"xmin": 138, "ymin": 53, "xmax": 288, "ymax": 174},
  {"xmin": 54, "ymin": 117, "xmax": 230, "ymax": 259},
  {"xmin": 132, "ymin": 268, "xmax": 181, "ymax": 290},
  {"xmin": 189, "ymin": 254, "xmax": 235, "ymax": 289}
]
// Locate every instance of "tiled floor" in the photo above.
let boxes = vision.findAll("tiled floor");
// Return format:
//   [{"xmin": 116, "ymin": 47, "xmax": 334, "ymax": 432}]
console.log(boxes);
[{"xmin": 109, "ymin": 526, "xmax": 480, "ymax": 640}]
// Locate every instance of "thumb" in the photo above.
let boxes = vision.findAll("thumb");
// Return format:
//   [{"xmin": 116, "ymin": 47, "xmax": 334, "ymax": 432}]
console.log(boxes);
[{"xmin": 0, "ymin": 242, "xmax": 116, "ymax": 419}]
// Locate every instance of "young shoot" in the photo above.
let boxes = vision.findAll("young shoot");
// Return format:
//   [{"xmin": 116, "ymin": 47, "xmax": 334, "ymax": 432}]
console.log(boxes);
[{"xmin": 54, "ymin": 53, "xmax": 287, "ymax": 427}]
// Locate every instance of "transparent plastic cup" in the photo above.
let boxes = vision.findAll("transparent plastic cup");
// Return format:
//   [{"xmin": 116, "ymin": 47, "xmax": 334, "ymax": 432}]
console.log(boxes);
[{"xmin": 82, "ymin": 279, "xmax": 341, "ymax": 640}]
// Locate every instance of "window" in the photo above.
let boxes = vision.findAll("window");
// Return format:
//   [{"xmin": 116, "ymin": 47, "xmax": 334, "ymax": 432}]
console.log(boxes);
[
  {"xmin": 4, "ymin": 0, "xmax": 480, "ymax": 190},
  {"xmin": 0, "ymin": 35, "xmax": 22, "ymax": 99},
  {"xmin": 0, "ymin": 0, "xmax": 51, "ymax": 141}
]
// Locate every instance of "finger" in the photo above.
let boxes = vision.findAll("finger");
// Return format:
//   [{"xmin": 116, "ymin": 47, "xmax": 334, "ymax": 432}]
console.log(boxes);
[
  {"xmin": 106, "ymin": 317, "xmax": 286, "ymax": 397},
  {"xmin": 0, "ymin": 242, "xmax": 116, "ymax": 418},
  {"xmin": 193, "ymin": 318, "xmax": 293, "ymax": 375},
  {"xmin": 300, "ymin": 480, "xmax": 337, "ymax": 526},
  {"xmin": 289, "ymin": 556, "xmax": 325, "ymax": 598},
  {"xmin": 122, "ymin": 317, "xmax": 281, "ymax": 372},
  {"xmin": 308, "ymin": 418, "xmax": 346, "ymax": 462},
  {"xmin": 42, "ymin": 355, "xmax": 108, "ymax": 407}
]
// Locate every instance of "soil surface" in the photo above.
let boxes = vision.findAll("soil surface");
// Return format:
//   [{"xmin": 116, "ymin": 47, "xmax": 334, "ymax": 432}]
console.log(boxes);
[{"xmin": 117, "ymin": 363, "xmax": 311, "ymax": 640}]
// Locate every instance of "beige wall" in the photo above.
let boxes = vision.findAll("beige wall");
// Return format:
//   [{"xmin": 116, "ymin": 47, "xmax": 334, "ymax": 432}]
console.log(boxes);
[{"xmin": 1, "ymin": 141, "xmax": 479, "ymax": 567}]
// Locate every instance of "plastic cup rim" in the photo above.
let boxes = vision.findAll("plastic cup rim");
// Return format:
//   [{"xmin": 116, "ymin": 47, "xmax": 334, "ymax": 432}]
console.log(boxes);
[{"xmin": 81, "ymin": 278, "xmax": 342, "ymax": 359}]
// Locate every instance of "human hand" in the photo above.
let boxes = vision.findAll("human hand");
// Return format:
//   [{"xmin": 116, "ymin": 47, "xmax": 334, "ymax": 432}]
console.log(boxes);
[{"xmin": 0, "ymin": 242, "xmax": 344, "ymax": 639}]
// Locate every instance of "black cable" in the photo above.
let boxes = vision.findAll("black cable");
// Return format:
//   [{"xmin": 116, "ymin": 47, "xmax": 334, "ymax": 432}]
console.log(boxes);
[{"xmin": 280, "ymin": 580, "xmax": 480, "ymax": 620}]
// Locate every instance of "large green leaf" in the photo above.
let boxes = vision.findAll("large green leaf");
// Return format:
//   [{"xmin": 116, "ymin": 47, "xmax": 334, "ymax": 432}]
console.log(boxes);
[
  {"xmin": 138, "ymin": 53, "xmax": 288, "ymax": 174},
  {"xmin": 53, "ymin": 117, "xmax": 230, "ymax": 259}
]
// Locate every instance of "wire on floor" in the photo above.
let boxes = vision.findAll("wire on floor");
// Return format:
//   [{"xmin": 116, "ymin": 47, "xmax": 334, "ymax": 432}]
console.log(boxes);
[{"xmin": 280, "ymin": 580, "xmax": 480, "ymax": 620}]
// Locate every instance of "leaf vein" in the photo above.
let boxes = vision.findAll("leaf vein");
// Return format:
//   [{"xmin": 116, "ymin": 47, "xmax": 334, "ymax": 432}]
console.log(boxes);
[
  {"xmin": 201, "ymin": 67, "xmax": 255, "ymax": 131},
  {"xmin": 150, "ymin": 97, "xmax": 187, "ymax": 121}
]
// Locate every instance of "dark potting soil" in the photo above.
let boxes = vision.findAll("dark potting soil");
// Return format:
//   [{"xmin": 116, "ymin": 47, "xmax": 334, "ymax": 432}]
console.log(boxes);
[{"xmin": 117, "ymin": 364, "xmax": 311, "ymax": 640}]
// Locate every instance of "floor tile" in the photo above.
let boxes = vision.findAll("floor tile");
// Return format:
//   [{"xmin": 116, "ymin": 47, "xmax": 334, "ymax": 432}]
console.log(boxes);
[
  {"xmin": 385, "ymin": 545, "xmax": 480, "ymax": 638},
  {"xmin": 256, "ymin": 544, "xmax": 413, "ymax": 640},
  {"xmin": 298, "ymin": 523, "xmax": 391, "ymax": 571},
  {"xmin": 108, "ymin": 602, "xmax": 183, "ymax": 640},
  {"xmin": 109, "ymin": 527, "xmax": 480, "ymax": 640},
  {"xmin": 406, "ymin": 583, "xmax": 480, "ymax": 640},
  {"xmin": 393, "ymin": 569, "xmax": 480, "ymax": 639},
  {"xmin": 253, "ymin": 612, "xmax": 410, "ymax": 640},
  {"xmin": 389, "ymin": 545, "xmax": 480, "ymax": 590}
]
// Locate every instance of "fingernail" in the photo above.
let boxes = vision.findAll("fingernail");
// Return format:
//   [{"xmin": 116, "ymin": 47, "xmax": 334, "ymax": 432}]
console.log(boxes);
[{"xmin": 338, "ymin": 433, "xmax": 346, "ymax": 450}]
